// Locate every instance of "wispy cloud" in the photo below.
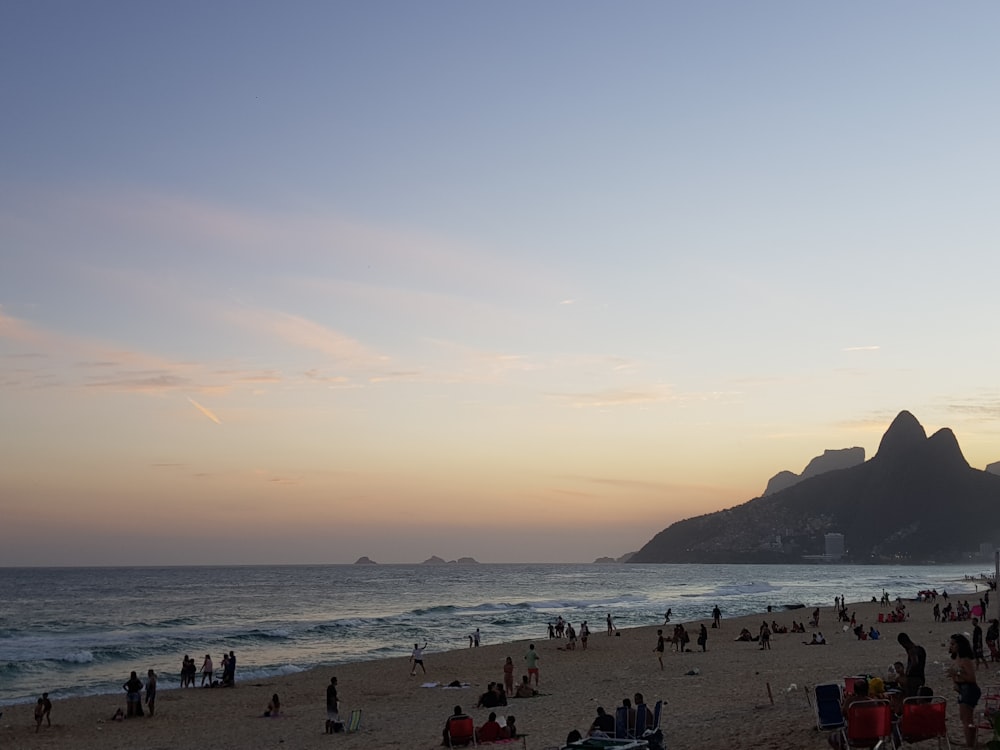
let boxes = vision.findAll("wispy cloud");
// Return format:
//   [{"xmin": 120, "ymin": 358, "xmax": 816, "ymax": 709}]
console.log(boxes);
[
  {"xmin": 187, "ymin": 397, "xmax": 222, "ymax": 424},
  {"xmin": 228, "ymin": 308, "xmax": 388, "ymax": 368},
  {"xmin": 553, "ymin": 386, "xmax": 675, "ymax": 409},
  {"xmin": 842, "ymin": 345, "xmax": 880, "ymax": 352}
]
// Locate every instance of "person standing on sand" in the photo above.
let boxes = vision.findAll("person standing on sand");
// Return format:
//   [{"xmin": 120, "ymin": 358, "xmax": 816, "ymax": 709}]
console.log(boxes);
[
  {"xmin": 606, "ymin": 613, "xmax": 615, "ymax": 635},
  {"xmin": 145, "ymin": 669, "xmax": 157, "ymax": 717},
  {"xmin": 123, "ymin": 670, "xmax": 144, "ymax": 717},
  {"xmin": 973, "ymin": 618, "xmax": 988, "ymax": 669},
  {"xmin": 325, "ymin": 676, "xmax": 339, "ymax": 734},
  {"xmin": 897, "ymin": 632, "xmax": 926, "ymax": 697},
  {"xmin": 40, "ymin": 692, "xmax": 52, "ymax": 727},
  {"xmin": 712, "ymin": 605, "xmax": 722, "ymax": 629},
  {"xmin": 503, "ymin": 656, "xmax": 515, "ymax": 696},
  {"xmin": 34, "ymin": 698, "xmax": 45, "ymax": 733},
  {"xmin": 524, "ymin": 643, "xmax": 540, "ymax": 686},
  {"xmin": 948, "ymin": 633, "xmax": 981, "ymax": 748},
  {"xmin": 697, "ymin": 623, "xmax": 708, "ymax": 652},
  {"xmin": 654, "ymin": 629, "xmax": 665, "ymax": 669},
  {"xmin": 201, "ymin": 654, "xmax": 213, "ymax": 686},
  {"xmin": 410, "ymin": 642, "xmax": 428, "ymax": 676},
  {"xmin": 473, "ymin": 628, "xmax": 481, "ymax": 647}
]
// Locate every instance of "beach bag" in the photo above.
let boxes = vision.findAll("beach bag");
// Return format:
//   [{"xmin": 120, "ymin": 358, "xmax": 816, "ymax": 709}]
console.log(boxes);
[{"xmin": 332, "ymin": 720, "xmax": 344, "ymax": 733}]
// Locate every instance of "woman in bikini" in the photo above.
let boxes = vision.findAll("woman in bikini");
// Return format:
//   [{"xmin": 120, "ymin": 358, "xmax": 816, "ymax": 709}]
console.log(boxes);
[{"xmin": 948, "ymin": 633, "xmax": 980, "ymax": 748}]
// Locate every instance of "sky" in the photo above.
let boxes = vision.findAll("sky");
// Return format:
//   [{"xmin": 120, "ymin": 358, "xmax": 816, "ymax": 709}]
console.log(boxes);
[{"xmin": 2, "ymin": 2, "xmax": 1000, "ymax": 566}]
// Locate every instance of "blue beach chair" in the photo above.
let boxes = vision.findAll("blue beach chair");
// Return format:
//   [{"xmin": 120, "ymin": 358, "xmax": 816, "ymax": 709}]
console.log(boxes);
[
  {"xmin": 815, "ymin": 682, "xmax": 845, "ymax": 730},
  {"xmin": 614, "ymin": 705, "xmax": 629, "ymax": 738}
]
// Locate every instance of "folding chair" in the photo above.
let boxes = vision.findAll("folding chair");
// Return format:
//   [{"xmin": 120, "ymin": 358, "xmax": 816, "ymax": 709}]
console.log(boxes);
[
  {"xmin": 976, "ymin": 685, "xmax": 1000, "ymax": 736},
  {"xmin": 613, "ymin": 705, "xmax": 629, "ymax": 739},
  {"xmin": 815, "ymin": 682, "xmax": 845, "ymax": 730},
  {"xmin": 345, "ymin": 708, "xmax": 362, "ymax": 733},
  {"xmin": 840, "ymin": 699, "xmax": 893, "ymax": 749},
  {"xmin": 447, "ymin": 715, "xmax": 477, "ymax": 747},
  {"xmin": 896, "ymin": 696, "xmax": 949, "ymax": 749},
  {"xmin": 651, "ymin": 699, "xmax": 663, "ymax": 730},
  {"xmin": 633, "ymin": 703, "xmax": 647, "ymax": 737}
]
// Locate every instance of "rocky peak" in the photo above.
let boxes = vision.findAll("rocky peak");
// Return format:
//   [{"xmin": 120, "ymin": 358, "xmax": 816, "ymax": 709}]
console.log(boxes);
[{"xmin": 873, "ymin": 410, "xmax": 927, "ymax": 461}]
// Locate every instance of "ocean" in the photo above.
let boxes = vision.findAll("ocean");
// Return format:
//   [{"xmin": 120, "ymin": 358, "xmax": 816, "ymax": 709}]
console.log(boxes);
[{"xmin": 0, "ymin": 562, "xmax": 991, "ymax": 706}]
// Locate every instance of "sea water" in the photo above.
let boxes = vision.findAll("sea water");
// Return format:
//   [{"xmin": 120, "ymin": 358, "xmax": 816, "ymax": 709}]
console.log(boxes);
[{"xmin": 0, "ymin": 563, "xmax": 989, "ymax": 705}]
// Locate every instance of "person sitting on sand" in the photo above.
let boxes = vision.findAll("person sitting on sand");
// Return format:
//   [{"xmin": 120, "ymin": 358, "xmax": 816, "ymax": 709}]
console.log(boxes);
[
  {"xmin": 476, "ymin": 712, "xmax": 503, "ymax": 743},
  {"xmin": 515, "ymin": 675, "xmax": 537, "ymax": 698},
  {"xmin": 735, "ymin": 627, "xmax": 755, "ymax": 642},
  {"xmin": 500, "ymin": 715, "xmax": 518, "ymax": 739},
  {"xmin": 828, "ymin": 679, "xmax": 870, "ymax": 749},
  {"xmin": 265, "ymin": 693, "xmax": 280, "ymax": 717},
  {"xmin": 477, "ymin": 682, "xmax": 501, "ymax": 708},
  {"xmin": 634, "ymin": 693, "xmax": 654, "ymax": 727},
  {"xmin": 589, "ymin": 706, "xmax": 615, "ymax": 737},
  {"xmin": 493, "ymin": 682, "xmax": 508, "ymax": 706},
  {"xmin": 441, "ymin": 706, "xmax": 472, "ymax": 746}
]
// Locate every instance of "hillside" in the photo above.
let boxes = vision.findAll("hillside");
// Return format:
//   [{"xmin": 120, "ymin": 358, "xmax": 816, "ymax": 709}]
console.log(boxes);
[{"xmin": 630, "ymin": 411, "xmax": 1000, "ymax": 563}]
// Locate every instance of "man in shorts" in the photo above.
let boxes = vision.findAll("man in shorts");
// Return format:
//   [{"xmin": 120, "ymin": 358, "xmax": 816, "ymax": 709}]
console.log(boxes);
[
  {"xmin": 524, "ymin": 643, "xmax": 540, "ymax": 686},
  {"xmin": 410, "ymin": 642, "xmax": 427, "ymax": 676}
]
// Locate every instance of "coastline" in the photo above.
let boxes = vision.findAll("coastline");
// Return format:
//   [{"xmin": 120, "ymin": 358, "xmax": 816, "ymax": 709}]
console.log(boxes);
[{"xmin": 3, "ymin": 596, "xmax": 992, "ymax": 750}]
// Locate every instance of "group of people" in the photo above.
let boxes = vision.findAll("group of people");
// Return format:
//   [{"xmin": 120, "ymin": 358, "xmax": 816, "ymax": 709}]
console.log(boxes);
[
  {"xmin": 32, "ymin": 693, "xmax": 52, "ymax": 733},
  {"xmin": 566, "ymin": 692, "xmax": 663, "ymax": 749},
  {"xmin": 831, "ymin": 631, "xmax": 982, "ymax": 748},
  {"xmin": 112, "ymin": 650, "xmax": 235, "ymax": 721},
  {"xmin": 180, "ymin": 651, "xmax": 236, "ymax": 688},
  {"xmin": 122, "ymin": 669, "xmax": 156, "ymax": 718},
  {"xmin": 934, "ymin": 597, "xmax": 988, "ymax": 623},
  {"xmin": 441, "ymin": 705, "xmax": 518, "ymax": 746},
  {"xmin": 651, "ymin": 623, "xmax": 708, "ymax": 666}
]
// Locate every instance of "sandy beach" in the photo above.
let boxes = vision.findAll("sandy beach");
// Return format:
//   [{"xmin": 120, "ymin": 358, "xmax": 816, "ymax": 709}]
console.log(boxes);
[{"xmin": 2, "ymin": 597, "xmax": 993, "ymax": 750}]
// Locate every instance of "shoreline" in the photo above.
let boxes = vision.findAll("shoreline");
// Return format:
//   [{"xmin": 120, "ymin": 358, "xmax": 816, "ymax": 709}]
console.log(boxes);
[{"xmin": 4, "ymin": 595, "xmax": 994, "ymax": 749}]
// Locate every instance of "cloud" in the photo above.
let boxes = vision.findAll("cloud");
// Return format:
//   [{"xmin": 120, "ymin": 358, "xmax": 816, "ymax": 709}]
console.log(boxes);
[
  {"xmin": 187, "ymin": 397, "xmax": 222, "ymax": 424},
  {"xmin": 842, "ymin": 345, "xmax": 880, "ymax": 352},
  {"xmin": 227, "ymin": 307, "xmax": 388, "ymax": 368},
  {"xmin": 553, "ymin": 385, "xmax": 675, "ymax": 409}
]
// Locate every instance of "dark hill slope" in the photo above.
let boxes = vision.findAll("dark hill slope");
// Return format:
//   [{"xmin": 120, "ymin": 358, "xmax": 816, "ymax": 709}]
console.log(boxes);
[{"xmin": 630, "ymin": 411, "xmax": 1000, "ymax": 563}]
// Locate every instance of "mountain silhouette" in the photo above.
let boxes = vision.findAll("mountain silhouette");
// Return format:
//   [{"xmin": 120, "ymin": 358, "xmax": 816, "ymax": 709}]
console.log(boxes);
[{"xmin": 630, "ymin": 411, "xmax": 1000, "ymax": 563}]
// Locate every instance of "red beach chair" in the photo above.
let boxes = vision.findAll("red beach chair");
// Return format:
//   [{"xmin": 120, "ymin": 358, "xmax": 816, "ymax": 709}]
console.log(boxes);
[
  {"xmin": 446, "ymin": 715, "xmax": 477, "ymax": 747},
  {"xmin": 897, "ymin": 696, "xmax": 949, "ymax": 749},
  {"xmin": 839, "ymin": 699, "xmax": 892, "ymax": 749}
]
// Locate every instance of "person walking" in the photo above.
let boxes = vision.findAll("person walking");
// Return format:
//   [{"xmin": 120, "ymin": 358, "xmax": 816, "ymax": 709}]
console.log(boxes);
[{"xmin": 654, "ymin": 629, "xmax": 665, "ymax": 670}]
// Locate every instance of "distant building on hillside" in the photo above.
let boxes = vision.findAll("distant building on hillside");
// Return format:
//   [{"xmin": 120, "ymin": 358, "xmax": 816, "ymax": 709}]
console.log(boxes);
[{"xmin": 825, "ymin": 533, "xmax": 845, "ymax": 560}]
